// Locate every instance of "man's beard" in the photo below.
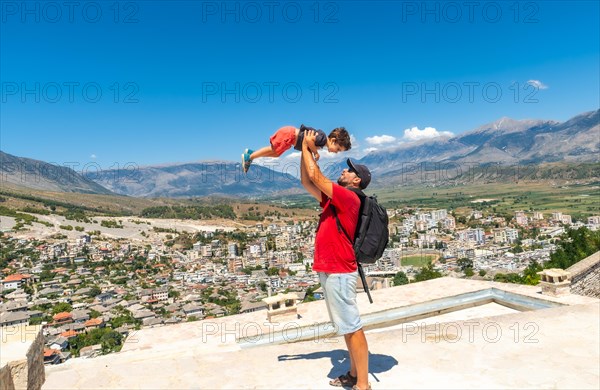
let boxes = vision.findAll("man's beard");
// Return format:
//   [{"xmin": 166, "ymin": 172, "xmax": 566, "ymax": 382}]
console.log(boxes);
[{"xmin": 337, "ymin": 176, "xmax": 347, "ymax": 187}]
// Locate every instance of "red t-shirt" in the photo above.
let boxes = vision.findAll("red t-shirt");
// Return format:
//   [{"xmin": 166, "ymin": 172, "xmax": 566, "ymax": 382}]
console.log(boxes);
[{"xmin": 313, "ymin": 184, "xmax": 360, "ymax": 273}]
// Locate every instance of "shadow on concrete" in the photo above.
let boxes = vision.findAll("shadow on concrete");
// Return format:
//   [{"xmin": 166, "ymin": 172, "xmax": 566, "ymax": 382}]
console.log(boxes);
[{"xmin": 278, "ymin": 349, "xmax": 398, "ymax": 383}]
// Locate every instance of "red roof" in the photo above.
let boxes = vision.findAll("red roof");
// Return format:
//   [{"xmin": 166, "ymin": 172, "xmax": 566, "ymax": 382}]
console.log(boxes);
[
  {"xmin": 60, "ymin": 330, "xmax": 78, "ymax": 338},
  {"xmin": 3, "ymin": 273, "xmax": 30, "ymax": 282},
  {"xmin": 84, "ymin": 318, "xmax": 103, "ymax": 327},
  {"xmin": 53, "ymin": 312, "xmax": 72, "ymax": 321},
  {"xmin": 44, "ymin": 348, "xmax": 57, "ymax": 357}
]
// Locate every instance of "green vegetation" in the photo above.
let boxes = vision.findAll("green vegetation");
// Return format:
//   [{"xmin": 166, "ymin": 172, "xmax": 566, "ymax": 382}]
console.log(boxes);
[
  {"xmin": 414, "ymin": 262, "xmax": 443, "ymax": 282},
  {"xmin": 392, "ymin": 271, "xmax": 409, "ymax": 286},
  {"xmin": 376, "ymin": 179, "xmax": 600, "ymax": 219},
  {"xmin": 303, "ymin": 284, "xmax": 321, "ymax": 302},
  {"xmin": 401, "ymin": 254, "xmax": 437, "ymax": 267},
  {"xmin": 0, "ymin": 190, "xmax": 124, "ymax": 217},
  {"xmin": 20, "ymin": 206, "xmax": 50, "ymax": 215},
  {"xmin": 201, "ymin": 287, "xmax": 241, "ymax": 315},
  {"xmin": 52, "ymin": 302, "xmax": 73, "ymax": 314},
  {"xmin": 494, "ymin": 261, "xmax": 542, "ymax": 285},
  {"xmin": 0, "ymin": 235, "xmax": 40, "ymax": 270},
  {"xmin": 110, "ymin": 306, "xmax": 142, "ymax": 329},
  {"xmin": 140, "ymin": 205, "xmax": 236, "ymax": 220},
  {"xmin": 267, "ymin": 267, "xmax": 280, "ymax": 276},
  {"xmin": 0, "ymin": 206, "xmax": 40, "ymax": 225},
  {"xmin": 494, "ymin": 227, "xmax": 599, "ymax": 286},
  {"xmin": 241, "ymin": 265, "xmax": 263, "ymax": 275},
  {"xmin": 153, "ymin": 227, "xmax": 178, "ymax": 233},
  {"xmin": 545, "ymin": 227, "xmax": 600, "ymax": 269},
  {"xmin": 69, "ymin": 328, "xmax": 124, "ymax": 356},
  {"xmin": 63, "ymin": 209, "xmax": 92, "ymax": 223},
  {"xmin": 101, "ymin": 220, "xmax": 123, "ymax": 229}
]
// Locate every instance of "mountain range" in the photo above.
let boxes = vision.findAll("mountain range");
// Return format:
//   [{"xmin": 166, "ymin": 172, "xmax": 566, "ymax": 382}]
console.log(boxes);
[
  {"xmin": 0, "ymin": 151, "xmax": 113, "ymax": 194},
  {"xmin": 1, "ymin": 109, "xmax": 598, "ymax": 197},
  {"xmin": 86, "ymin": 161, "xmax": 300, "ymax": 198},
  {"xmin": 324, "ymin": 109, "xmax": 599, "ymax": 185}
]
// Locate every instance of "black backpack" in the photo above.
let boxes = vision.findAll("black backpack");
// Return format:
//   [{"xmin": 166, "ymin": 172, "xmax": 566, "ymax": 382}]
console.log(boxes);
[
  {"xmin": 332, "ymin": 188, "xmax": 390, "ymax": 264},
  {"xmin": 331, "ymin": 188, "xmax": 390, "ymax": 303}
]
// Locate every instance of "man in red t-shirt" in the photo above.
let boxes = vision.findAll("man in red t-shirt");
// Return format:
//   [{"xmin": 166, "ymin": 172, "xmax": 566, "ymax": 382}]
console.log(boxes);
[{"xmin": 301, "ymin": 130, "xmax": 372, "ymax": 390}]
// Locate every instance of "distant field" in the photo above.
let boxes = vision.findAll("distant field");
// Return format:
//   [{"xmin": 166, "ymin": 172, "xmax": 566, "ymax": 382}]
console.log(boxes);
[
  {"xmin": 373, "ymin": 181, "xmax": 600, "ymax": 219},
  {"xmin": 2, "ymin": 175, "xmax": 598, "ymax": 221},
  {"xmin": 401, "ymin": 254, "xmax": 437, "ymax": 267},
  {"xmin": 0, "ymin": 184, "xmax": 318, "ymax": 221}
]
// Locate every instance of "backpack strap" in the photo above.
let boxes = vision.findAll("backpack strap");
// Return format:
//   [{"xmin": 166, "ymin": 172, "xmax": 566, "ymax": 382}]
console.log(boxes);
[
  {"xmin": 331, "ymin": 199, "xmax": 373, "ymax": 304},
  {"xmin": 330, "ymin": 187, "xmax": 364, "ymax": 244},
  {"xmin": 330, "ymin": 205, "xmax": 353, "ymax": 244}
]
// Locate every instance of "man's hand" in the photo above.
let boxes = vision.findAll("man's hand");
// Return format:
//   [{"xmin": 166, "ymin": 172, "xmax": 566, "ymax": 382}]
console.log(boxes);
[
  {"xmin": 303, "ymin": 129, "xmax": 317, "ymax": 150},
  {"xmin": 301, "ymin": 129, "xmax": 333, "ymax": 200}
]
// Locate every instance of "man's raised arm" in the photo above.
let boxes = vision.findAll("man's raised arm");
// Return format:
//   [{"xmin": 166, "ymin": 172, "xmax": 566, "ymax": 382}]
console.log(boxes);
[
  {"xmin": 302, "ymin": 130, "xmax": 333, "ymax": 200},
  {"xmin": 300, "ymin": 145, "xmax": 322, "ymax": 201}
]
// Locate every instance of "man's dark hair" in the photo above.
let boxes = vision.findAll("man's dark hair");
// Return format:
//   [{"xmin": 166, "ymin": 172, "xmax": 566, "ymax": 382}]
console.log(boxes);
[{"xmin": 328, "ymin": 127, "xmax": 351, "ymax": 151}]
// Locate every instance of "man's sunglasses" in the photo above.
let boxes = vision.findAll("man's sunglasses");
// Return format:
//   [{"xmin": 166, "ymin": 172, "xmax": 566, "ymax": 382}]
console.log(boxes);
[{"xmin": 348, "ymin": 167, "xmax": 361, "ymax": 179}]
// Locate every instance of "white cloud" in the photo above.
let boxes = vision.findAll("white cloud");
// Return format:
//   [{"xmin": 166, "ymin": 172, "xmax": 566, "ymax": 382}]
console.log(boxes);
[
  {"xmin": 364, "ymin": 147, "xmax": 378, "ymax": 154},
  {"xmin": 90, "ymin": 154, "xmax": 97, "ymax": 159},
  {"xmin": 284, "ymin": 152, "xmax": 301, "ymax": 160},
  {"xmin": 403, "ymin": 126, "xmax": 453, "ymax": 141},
  {"xmin": 527, "ymin": 80, "xmax": 549, "ymax": 90},
  {"xmin": 365, "ymin": 135, "xmax": 397, "ymax": 145}
]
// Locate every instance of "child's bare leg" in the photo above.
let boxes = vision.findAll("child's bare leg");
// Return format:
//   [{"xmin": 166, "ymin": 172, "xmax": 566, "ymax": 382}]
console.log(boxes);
[{"xmin": 250, "ymin": 146, "xmax": 279, "ymax": 160}]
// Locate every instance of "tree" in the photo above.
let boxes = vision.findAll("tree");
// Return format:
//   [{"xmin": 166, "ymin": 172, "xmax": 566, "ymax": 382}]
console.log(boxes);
[
  {"xmin": 87, "ymin": 286, "xmax": 102, "ymax": 298},
  {"xmin": 101, "ymin": 331, "xmax": 123, "ymax": 354},
  {"xmin": 304, "ymin": 283, "xmax": 321, "ymax": 302},
  {"xmin": 457, "ymin": 258, "xmax": 473, "ymax": 271},
  {"xmin": 52, "ymin": 302, "xmax": 73, "ymax": 315},
  {"xmin": 414, "ymin": 262, "xmax": 443, "ymax": 282},
  {"xmin": 392, "ymin": 271, "xmax": 409, "ymax": 286},
  {"xmin": 522, "ymin": 261, "xmax": 542, "ymax": 285},
  {"xmin": 546, "ymin": 227, "xmax": 600, "ymax": 269}
]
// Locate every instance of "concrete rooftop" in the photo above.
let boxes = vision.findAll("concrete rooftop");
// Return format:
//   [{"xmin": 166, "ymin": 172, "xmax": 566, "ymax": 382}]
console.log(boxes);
[{"xmin": 43, "ymin": 278, "xmax": 600, "ymax": 389}]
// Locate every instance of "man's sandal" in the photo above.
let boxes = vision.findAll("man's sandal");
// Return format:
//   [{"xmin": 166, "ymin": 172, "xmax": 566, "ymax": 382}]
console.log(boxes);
[
  {"xmin": 329, "ymin": 371, "xmax": 357, "ymax": 387},
  {"xmin": 351, "ymin": 384, "xmax": 371, "ymax": 390}
]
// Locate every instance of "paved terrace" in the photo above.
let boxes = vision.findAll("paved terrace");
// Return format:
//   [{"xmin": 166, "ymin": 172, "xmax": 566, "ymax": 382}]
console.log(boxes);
[{"xmin": 44, "ymin": 278, "xmax": 600, "ymax": 389}]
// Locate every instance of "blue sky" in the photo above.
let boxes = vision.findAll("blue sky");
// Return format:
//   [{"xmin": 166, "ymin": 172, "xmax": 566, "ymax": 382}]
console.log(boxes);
[{"xmin": 1, "ymin": 0, "xmax": 599, "ymax": 170}]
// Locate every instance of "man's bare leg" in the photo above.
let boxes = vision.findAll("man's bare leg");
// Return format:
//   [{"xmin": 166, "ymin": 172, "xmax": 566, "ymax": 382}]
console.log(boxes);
[{"xmin": 344, "ymin": 329, "xmax": 369, "ymax": 389}]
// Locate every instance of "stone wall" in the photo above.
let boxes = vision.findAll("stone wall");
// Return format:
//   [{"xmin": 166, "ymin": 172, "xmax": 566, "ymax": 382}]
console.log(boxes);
[
  {"xmin": 0, "ymin": 364, "xmax": 15, "ymax": 390},
  {"xmin": 26, "ymin": 327, "xmax": 45, "ymax": 390},
  {"xmin": 567, "ymin": 251, "xmax": 600, "ymax": 299},
  {"xmin": 0, "ymin": 325, "xmax": 45, "ymax": 390}
]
